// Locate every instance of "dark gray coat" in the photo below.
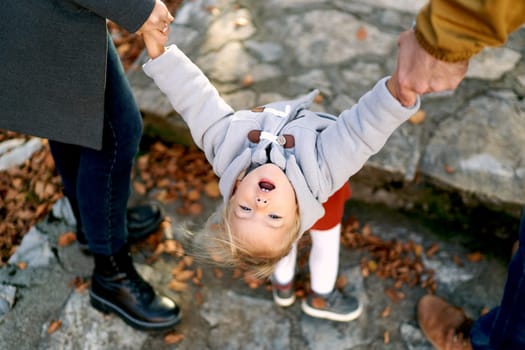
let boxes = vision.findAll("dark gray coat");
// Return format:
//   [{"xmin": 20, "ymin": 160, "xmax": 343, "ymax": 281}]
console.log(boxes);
[{"xmin": 0, "ymin": 0, "xmax": 154, "ymax": 149}]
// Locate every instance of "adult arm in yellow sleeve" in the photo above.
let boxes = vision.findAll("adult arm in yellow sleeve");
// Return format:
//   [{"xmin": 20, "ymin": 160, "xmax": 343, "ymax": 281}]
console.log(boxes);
[
  {"xmin": 415, "ymin": 0, "xmax": 525, "ymax": 62},
  {"xmin": 391, "ymin": 0, "xmax": 525, "ymax": 106}
]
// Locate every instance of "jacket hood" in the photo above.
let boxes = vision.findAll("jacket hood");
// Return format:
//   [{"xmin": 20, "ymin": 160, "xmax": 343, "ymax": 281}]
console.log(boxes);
[{"xmin": 218, "ymin": 90, "xmax": 325, "ymax": 236}]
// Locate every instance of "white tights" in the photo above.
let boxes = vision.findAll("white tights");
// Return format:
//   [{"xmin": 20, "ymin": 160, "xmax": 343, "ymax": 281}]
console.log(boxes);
[{"xmin": 273, "ymin": 224, "xmax": 341, "ymax": 294}]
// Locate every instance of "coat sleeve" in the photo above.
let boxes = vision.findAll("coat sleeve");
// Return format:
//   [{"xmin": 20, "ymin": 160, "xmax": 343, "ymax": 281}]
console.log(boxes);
[
  {"xmin": 316, "ymin": 77, "xmax": 420, "ymax": 190},
  {"xmin": 142, "ymin": 44, "xmax": 235, "ymax": 161},
  {"xmin": 415, "ymin": 0, "xmax": 525, "ymax": 62},
  {"xmin": 71, "ymin": 0, "xmax": 155, "ymax": 33}
]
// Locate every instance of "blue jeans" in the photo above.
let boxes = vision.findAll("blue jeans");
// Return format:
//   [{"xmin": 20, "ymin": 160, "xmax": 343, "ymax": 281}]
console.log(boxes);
[
  {"xmin": 471, "ymin": 208, "xmax": 525, "ymax": 349},
  {"xmin": 49, "ymin": 34, "xmax": 143, "ymax": 256}
]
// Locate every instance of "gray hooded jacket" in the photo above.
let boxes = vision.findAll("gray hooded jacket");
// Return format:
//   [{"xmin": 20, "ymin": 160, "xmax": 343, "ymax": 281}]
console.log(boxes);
[{"xmin": 143, "ymin": 45, "xmax": 420, "ymax": 235}]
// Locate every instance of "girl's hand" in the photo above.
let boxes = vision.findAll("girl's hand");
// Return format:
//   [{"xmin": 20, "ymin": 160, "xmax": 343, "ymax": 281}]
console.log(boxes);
[
  {"xmin": 386, "ymin": 72, "xmax": 400, "ymax": 103},
  {"xmin": 142, "ymin": 27, "xmax": 168, "ymax": 59}
]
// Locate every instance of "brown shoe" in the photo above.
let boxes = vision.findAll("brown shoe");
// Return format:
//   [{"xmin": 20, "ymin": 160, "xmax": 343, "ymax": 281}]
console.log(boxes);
[{"xmin": 417, "ymin": 294, "xmax": 474, "ymax": 350}]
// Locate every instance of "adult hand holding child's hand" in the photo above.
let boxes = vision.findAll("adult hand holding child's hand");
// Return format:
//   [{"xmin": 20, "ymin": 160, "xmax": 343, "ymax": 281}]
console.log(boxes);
[
  {"xmin": 140, "ymin": 0, "xmax": 172, "ymax": 59},
  {"xmin": 137, "ymin": 0, "xmax": 174, "ymax": 35},
  {"xmin": 143, "ymin": 28, "xmax": 169, "ymax": 59},
  {"xmin": 392, "ymin": 29, "xmax": 468, "ymax": 107}
]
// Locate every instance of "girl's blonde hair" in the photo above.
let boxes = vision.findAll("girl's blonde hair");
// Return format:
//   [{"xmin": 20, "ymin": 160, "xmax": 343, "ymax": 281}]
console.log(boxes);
[{"xmin": 194, "ymin": 201, "xmax": 301, "ymax": 279}]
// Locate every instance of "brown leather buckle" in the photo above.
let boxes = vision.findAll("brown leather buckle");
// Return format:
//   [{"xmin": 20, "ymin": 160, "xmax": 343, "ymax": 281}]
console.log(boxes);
[{"xmin": 247, "ymin": 130, "xmax": 295, "ymax": 148}]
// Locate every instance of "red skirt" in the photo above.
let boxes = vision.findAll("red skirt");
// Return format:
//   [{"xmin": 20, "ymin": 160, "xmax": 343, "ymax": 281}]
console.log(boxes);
[{"xmin": 310, "ymin": 182, "xmax": 351, "ymax": 231}]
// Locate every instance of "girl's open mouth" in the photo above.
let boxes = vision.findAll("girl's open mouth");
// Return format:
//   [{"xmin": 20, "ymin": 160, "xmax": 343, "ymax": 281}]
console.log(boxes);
[{"xmin": 259, "ymin": 181, "xmax": 275, "ymax": 191}]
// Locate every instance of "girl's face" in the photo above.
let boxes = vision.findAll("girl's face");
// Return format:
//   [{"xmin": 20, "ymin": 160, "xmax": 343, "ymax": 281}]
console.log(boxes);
[{"xmin": 228, "ymin": 163, "xmax": 298, "ymax": 254}]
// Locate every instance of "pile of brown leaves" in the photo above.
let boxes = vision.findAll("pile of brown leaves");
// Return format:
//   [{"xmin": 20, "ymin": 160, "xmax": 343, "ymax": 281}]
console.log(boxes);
[
  {"xmin": 133, "ymin": 142, "xmax": 220, "ymax": 215},
  {"xmin": 0, "ymin": 132, "xmax": 62, "ymax": 265},
  {"xmin": 341, "ymin": 216, "xmax": 484, "ymax": 304},
  {"xmin": 341, "ymin": 216, "xmax": 438, "ymax": 299},
  {"xmin": 0, "ymin": 133, "xmax": 217, "ymax": 265}
]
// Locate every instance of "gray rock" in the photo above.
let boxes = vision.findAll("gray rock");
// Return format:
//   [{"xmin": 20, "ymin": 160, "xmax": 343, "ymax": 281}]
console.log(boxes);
[
  {"xmin": 0, "ymin": 285, "xmax": 16, "ymax": 323},
  {"xmin": 8, "ymin": 227, "xmax": 53, "ymax": 268},
  {"xmin": 466, "ymin": 47, "xmax": 521, "ymax": 80},
  {"xmin": 0, "ymin": 138, "xmax": 43, "ymax": 172}
]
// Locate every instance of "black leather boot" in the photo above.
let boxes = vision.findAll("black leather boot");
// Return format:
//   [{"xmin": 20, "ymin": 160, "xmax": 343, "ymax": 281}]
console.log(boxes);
[
  {"xmin": 76, "ymin": 204, "xmax": 164, "ymax": 254},
  {"xmin": 89, "ymin": 244, "xmax": 181, "ymax": 331}
]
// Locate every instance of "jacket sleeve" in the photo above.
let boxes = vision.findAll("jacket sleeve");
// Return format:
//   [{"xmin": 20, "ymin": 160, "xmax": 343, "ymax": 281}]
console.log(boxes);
[
  {"xmin": 71, "ymin": 0, "xmax": 155, "ymax": 33},
  {"xmin": 142, "ymin": 44, "xmax": 234, "ymax": 159},
  {"xmin": 415, "ymin": 0, "xmax": 525, "ymax": 62},
  {"xmin": 317, "ymin": 77, "xmax": 420, "ymax": 190}
]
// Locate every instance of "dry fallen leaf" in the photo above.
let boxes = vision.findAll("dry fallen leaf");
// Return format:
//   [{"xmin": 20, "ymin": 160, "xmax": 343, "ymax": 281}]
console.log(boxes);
[
  {"xmin": 132, "ymin": 181, "xmax": 147, "ymax": 195},
  {"xmin": 213, "ymin": 268, "xmax": 224, "ymax": 279},
  {"xmin": 480, "ymin": 307, "xmax": 490, "ymax": 316},
  {"xmin": 314, "ymin": 93, "xmax": 324, "ymax": 104},
  {"xmin": 381, "ymin": 305, "xmax": 391, "ymax": 318},
  {"xmin": 188, "ymin": 203, "xmax": 203, "ymax": 215},
  {"xmin": 467, "ymin": 251, "xmax": 484, "ymax": 263},
  {"xmin": 195, "ymin": 267, "xmax": 203, "ymax": 279},
  {"xmin": 335, "ymin": 275, "xmax": 348, "ymax": 289},
  {"xmin": 164, "ymin": 332, "xmax": 185, "ymax": 345},
  {"xmin": 69, "ymin": 276, "xmax": 90, "ymax": 293},
  {"xmin": 47, "ymin": 320, "xmax": 62, "ymax": 334},
  {"xmin": 409, "ymin": 109, "xmax": 426, "ymax": 124},
  {"xmin": 136, "ymin": 154, "xmax": 149, "ymax": 171},
  {"xmin": 361, "ymin": 265, "xmax": 369, "ymax": 278},
  {"xmin": 384, "ymin": 288, "xmax": 405, "ymax": 303},
  {"xmin": 57, "ymin": 231, "xmax": 77, "ymax": 247},
  {"xmin": 368, "ymin": 260, "xmax": 378, "ymax": 272},
  {"xmin": 232, "ymin": 268, "xmax": 242, "ymax": 279},
  {"xmin": 194, "ymin": 291, "xmax": 204, "ymax": 305},
  {"xmin": 174, "ymin": 269, "xmax": 195, "ymax": 282},
  {"xmin": 452, "ymin": 255, "xmax": 464, "ymax": 267},
  {"xmin": 361, "ymin": 224, "xmax": 372, "ymax": 236},
  {"xmin": 242, "ymin": 74, "xmax": 254, "ymax": 87},
  {"xmin": 444, "ymin": 164, "xmax": 455, "ymax": 174},
  {"xmin": 183, "ymin": 255, "xmax": 194, "ymax": 267},
  {"xmin": 171, "ymin": 260, "xmax": 187, "ymax": 276},
  {"xmin": 425, "ymin": 243, "xmax": 440, "ymax": 258},
  {"xmin": 413, "ymin": 244, "xmax": 423, "ymax": 257},
  {"xmin": 311, "ymin": 297, "xmax": 326, "ymax": 309},
  {"xmin": 356, "ymin": 26, "xmax": 367, "ymax": 41},
  {"xmin": 204, "ymin": 180, "xmax": 220, "ymax": 198},
  {"xmin": 205, "ymin": 5, "xmax": 220, "ymax": 16},
  {"xmin": 186, "ymin": 189, "xmax": 200, "ymax": 201},
  {"xmin": 168, "ymin": 279, "xmax": 188, "ymax": 292},
  {"xmin": 384, "ymin": 330, "xmax": 390, "ymax": 344}
]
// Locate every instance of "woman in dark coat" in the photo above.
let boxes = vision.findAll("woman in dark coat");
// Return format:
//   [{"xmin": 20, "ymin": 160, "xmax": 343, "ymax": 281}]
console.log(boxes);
[{"xmin": 0, "ymin": 0, "xmax": 181, "ymax": 330}]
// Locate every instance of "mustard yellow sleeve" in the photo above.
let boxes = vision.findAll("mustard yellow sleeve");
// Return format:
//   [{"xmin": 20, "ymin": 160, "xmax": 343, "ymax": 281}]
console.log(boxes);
[{"xmin": 415, "ymin": 0, "xmax": 525, "ymax": 62}]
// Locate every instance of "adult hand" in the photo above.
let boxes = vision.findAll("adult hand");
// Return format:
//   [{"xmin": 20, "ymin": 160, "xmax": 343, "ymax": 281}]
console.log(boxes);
[
  {"xmin": 393, "ymin": 29, "xmax": 469, "ymax": 107},
  {"xmin": 143, "ymin": 29, "xmax": 168, "ymax": 59},
  {"xmin": 137, "ymin": 0, "xmax": 174, "ymax": 34}
]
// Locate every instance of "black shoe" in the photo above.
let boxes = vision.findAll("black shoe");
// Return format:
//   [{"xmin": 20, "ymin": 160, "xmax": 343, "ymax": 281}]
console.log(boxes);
[
  {"xmin": 89, "ymin": 244, "xmax": 181, "ymax": 331},
  {"xmin": 76, "ymin": 204, "xmax": 164, "ymax": 253},
  {"xmin": 126, "ymin": 203, "xmax": 164, "ymax": 242}
]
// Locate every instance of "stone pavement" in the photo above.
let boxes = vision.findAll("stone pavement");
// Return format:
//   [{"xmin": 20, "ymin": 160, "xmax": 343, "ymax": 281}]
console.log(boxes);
[
  {"xmin": 0, "ymin": 196, "xmax": 510, "ymax": 350},
  {"xmin": 0, "ymin": 0, "xmax": 524, "ymax": 349},
  {"xmin": 129, "ymin": 0, "xmax": 525, "ymax": 217}
]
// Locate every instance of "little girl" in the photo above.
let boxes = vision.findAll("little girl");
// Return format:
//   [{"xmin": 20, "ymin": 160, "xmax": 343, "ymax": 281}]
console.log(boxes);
[{"xmin": 141, "ymin": 32, "xmax": 419, "ymax": 322}]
